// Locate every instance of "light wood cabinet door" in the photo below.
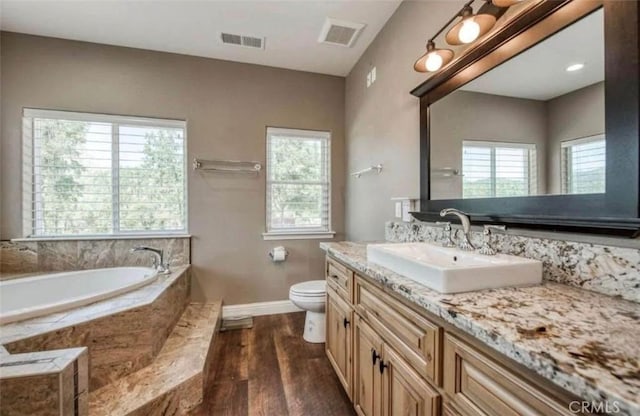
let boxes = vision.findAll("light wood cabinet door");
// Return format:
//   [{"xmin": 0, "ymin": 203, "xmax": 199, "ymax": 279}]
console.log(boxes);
[
  {"xmin": 443, "ymin": 334, "xmax": 570, "ymax": 416},
  {"xmin": 354, "ymin": 315, "xmax": 384, "ymax": 416},
  {"xmin": 381, "ymin": 345, "xmax": 440, "ymax": 416},
  {"xmin": 326, "ymin": 287, "xmax": 354, "ymax": 399}
]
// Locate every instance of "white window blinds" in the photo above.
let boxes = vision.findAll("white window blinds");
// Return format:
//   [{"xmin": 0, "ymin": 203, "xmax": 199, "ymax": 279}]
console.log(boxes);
[
  {"xmin": 462, "ymin": 140, "xmax": 537, "ymax": 198},
  {"xmin": 561, "ymin": 135, "xmax": 606, "ymax": 194},
  {"xmin": 23, "ymin": 109, "xmax": 187, "ymax": 237},
  {"xmin": 266, "ymin": 127, "xmax": 331, "ymax": 236}
]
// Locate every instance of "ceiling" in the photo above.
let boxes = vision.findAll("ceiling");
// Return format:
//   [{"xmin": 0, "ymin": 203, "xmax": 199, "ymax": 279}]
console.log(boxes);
[
  {"xmin": 461, "ymin": 8, "xmax": 604, "ymax": 101},
  {"xmin": 0, "ymin": 0, "xmax": 402, "ymax": 77}
]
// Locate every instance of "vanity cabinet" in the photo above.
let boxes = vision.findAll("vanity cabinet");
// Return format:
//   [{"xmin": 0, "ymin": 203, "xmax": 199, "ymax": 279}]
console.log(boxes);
[{"xmin": 326, "ymin": 254, "xmax": 579, "ymax": 416}]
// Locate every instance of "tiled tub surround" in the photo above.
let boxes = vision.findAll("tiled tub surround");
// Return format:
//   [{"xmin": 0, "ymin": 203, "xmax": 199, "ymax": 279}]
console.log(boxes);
[
  {"xmin": 0, "ymin": 265, "xmax": 191, "ymax": 390},
  {"xmin": 321, "ymin": 241, "xmax": 640, "ymax": 416},
  {"xmin": 0, "ymin": 348, "xmax": 89, "ymax": 416},
  {"xmin": 386, "ymin": 221, "xmax": 640, "ymax": 303},
  {"xmin": 0, "ymin": 237, "xmax": 190, "ymax": 277}
]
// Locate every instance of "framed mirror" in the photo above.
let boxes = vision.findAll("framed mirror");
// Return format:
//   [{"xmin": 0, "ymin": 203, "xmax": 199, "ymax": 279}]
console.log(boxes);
[{"xmin": 411, "ymin": 0, "xmax": 640, "ymax": 236}]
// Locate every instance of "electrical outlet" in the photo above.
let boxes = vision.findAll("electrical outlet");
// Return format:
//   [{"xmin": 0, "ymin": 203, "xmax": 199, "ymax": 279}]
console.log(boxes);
[{"xmin": 371, "ymin": 66, "xmax": 377, "ymax": 83}]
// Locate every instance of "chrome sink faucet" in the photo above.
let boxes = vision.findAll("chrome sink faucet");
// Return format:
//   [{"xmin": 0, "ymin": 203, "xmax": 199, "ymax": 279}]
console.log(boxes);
[
  {"xmin": 439, "ymin": 208, "xmax": 475, "ymax": 251},
  {"xmin": 130, "ymin": 246, "xmax": 170, "ymax": 274}
]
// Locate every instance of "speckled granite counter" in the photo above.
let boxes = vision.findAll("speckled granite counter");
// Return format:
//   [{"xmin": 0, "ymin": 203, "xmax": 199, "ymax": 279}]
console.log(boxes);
[{"xmin": 321, "ymin": 241, "xmax": 640, "ymax": 416}]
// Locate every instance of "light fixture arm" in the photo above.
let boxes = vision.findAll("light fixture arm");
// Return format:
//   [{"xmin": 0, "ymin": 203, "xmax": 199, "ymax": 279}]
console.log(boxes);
[{"xmin": 428, "ymin": 0, "xmax": 475, "ymax": 43}]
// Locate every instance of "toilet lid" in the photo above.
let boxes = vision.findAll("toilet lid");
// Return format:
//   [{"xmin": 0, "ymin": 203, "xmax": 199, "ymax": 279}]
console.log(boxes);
[{"xmin": 290, "ymin": 280, "xmax": 326, "ymax": 296}]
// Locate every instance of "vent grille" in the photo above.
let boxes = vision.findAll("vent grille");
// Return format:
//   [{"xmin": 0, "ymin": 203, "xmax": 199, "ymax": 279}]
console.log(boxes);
[
  {"xmin": 318, "ymin": 18, "xmax": 365, "ymax": 47},
  {"xmin": 220, "ymin": 32, "xmax": 264, "ymax": 49}
]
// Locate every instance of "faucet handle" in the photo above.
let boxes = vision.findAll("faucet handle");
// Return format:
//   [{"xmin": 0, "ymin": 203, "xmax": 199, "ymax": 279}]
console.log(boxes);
[
  {"xmin": 483, "ymin": 224, "xmax": 506, "ymax": 235},
  {"xmin": 433, "ymin": 222, "xmax": 455, "ymax": 247},
  {"xmin": 479, "ymin": 224, "xmax": 506, "ymax": 255}
]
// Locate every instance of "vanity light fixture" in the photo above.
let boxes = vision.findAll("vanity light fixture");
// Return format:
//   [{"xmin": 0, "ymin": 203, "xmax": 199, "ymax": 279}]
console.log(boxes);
[
  {"xmin": 413, "ymin": 0, "xmax": 519, "ymax": 74},
  {"xmin": 566, "ymin": 63, "xmax": 585, "ymax": 72},
  {"xmin": 414, "ymin": 40, "xmax": 454, "ymax": 72},
  {"xmin": 445, "ymin": 4, "xmax": 497, "ymax": 45}
]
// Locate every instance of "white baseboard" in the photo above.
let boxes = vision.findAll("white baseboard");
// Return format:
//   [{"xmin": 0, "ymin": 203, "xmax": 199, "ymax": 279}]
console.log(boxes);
[{"xmin": 222, "ymin": 300, "xmax": 303, "ymax": 319}]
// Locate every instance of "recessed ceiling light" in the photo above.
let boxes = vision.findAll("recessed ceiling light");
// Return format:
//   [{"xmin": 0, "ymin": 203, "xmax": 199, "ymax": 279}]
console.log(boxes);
[{"xmin": 566, "ymin": 63, "xmax": 585, "ymax": 72}]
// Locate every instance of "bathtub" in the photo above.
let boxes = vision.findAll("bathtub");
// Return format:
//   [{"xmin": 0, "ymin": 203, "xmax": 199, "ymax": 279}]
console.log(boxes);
[{"xmin": 0, "ymin": 267, "xmax": 158, "ymax": 325}]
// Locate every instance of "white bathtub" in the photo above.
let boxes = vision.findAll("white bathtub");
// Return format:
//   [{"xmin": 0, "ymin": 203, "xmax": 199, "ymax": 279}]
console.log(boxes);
[{"xmin": 0, "ymin": 267, "xmax": 158, "ymax": 325}]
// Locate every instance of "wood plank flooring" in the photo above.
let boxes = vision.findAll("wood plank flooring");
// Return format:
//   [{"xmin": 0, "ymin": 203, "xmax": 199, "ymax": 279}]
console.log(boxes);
[{"xmin": 190, "ymin": 312, "xmax": 356, "ymax": 416}]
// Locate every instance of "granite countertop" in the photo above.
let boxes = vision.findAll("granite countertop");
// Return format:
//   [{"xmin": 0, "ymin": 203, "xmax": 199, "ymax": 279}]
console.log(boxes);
[{"xmin": 321, "ymin": 241, "xmax": 640, "ymax": 416}]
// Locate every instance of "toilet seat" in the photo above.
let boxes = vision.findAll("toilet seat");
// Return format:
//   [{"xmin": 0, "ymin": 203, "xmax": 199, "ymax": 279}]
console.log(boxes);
[{"xmin": 289, "ymin": 280, "xmax": 326, "ymax": 297}]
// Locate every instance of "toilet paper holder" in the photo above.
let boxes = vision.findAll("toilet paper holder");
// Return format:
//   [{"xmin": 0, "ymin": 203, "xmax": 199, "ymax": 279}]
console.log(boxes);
[{"xmin": 268, "ymin": 248, "xmax": 289, "ymax": 260}]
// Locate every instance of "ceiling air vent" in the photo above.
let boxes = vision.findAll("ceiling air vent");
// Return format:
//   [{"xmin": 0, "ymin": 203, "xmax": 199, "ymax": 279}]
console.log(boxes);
[
  {"xmin": 318, "ymin": 18, "xmax": 366, "ymax": 48},
  {"xmin": 220, "ymin": 32, "xmax": 265, "ymax": 49}
]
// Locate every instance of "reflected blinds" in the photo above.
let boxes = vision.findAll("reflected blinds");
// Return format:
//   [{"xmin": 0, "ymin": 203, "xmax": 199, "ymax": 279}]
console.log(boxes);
[
  {"xmin": 561, "ymin": 135, "xmax": 606, "ymax": 194},
  {"xmin": 462, "ymin": 140, "xmax": 537, "ymax": 198}
]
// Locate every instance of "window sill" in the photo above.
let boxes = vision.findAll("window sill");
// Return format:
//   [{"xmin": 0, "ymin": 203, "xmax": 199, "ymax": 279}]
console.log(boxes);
[
  {"xmin": 262, "ymin": 231, "xmax": 336, "ymax": 241},
  {"xmin": 11, "ymin": 234, "xmax": 191, "ymax": 243}
]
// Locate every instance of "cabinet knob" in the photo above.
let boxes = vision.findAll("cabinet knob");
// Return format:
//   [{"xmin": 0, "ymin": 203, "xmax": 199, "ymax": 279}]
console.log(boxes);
[
  {"xmin": 343, "ymin": 317, "xmax": 350, "ymax": 328},
  {"xmin": 371, "ymin": 348, "xmax": 380, "ymax": 366}
]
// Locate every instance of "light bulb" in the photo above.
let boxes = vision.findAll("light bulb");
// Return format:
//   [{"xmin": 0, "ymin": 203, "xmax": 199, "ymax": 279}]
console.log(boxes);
[
  {"xmin": 458, "ymin": 19, "xmax": 481, "ymax": 44},
  {"xmin": 425, "ymin": 53, "xmax": 444, "ymax": 72}
]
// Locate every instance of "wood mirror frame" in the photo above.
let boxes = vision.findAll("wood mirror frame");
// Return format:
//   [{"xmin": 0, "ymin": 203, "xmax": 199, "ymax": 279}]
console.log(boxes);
[{"xmin": 411, "ymin": 0, "xmax": 640, "ymax": 236}]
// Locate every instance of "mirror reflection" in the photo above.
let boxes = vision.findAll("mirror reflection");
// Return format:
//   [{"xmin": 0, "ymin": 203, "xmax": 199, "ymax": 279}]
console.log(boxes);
[{"xmin": 430, "ymin": 8, "xmax": 604, "ymax": 200}]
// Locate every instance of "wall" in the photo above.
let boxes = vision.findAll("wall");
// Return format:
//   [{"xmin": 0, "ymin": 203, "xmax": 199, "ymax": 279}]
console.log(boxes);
[
  {"xmin": 429, "ymin": 90, "xmax": 548, "ymax": 199},
  {"xmin": 546, "ymin": 82, "xmax": 605, "ymax": 194},
  {"xmin": 345, "ymin": 1, "xmax": 461, "ymax": 241},
  {"xmin": 0, "ymin": 32, "xmax": 345, "ymax": 304}
]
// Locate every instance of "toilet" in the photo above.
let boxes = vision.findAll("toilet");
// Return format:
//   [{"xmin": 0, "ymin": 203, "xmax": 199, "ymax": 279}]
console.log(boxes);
[{"xmin": 289, "ymin": 280, "xmax": 326, "ymax": 343}]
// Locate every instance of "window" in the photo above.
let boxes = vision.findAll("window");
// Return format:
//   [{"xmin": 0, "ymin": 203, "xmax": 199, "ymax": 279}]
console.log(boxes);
[
  {"xmin": 264, "ymin": 127, "xmax": 333, "ymax": 239},
  {"xmin": 561, "ymin": 135, "xmax": 605, "ymax": 194},
  {"xmin": 462, "ymin": 140, "xmax": 537, "ymax": 198},
  {"xmin": 23, "ymin": 109, "xmax": 187, "ymax": 237}
]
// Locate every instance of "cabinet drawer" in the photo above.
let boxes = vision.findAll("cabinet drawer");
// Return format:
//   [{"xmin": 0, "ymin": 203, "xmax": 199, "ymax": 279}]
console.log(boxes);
[
  {"xmin": 355, "ymin": 276, "xmax": 442, "ymax": 386},
  {"xmin": 326, "ymin": 256, "xmax": 353, "ymax": 302},
  {"xmin": 443, "ymin": 334, "xmax": 571, "ymax": 416}
]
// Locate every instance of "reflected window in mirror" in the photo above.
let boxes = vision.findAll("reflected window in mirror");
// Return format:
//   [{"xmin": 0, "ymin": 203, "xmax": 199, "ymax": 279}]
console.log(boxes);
[
  {"xmin": 561, "ymin": 134, "xmax": 605, "ymax": 194},
  {"xmin": 462, "ymin": 141, "xmax": 537, "ymax": 198},
  {"xmin": 429, "ymin": 8, "xmax": 604, "ymax": 200}
]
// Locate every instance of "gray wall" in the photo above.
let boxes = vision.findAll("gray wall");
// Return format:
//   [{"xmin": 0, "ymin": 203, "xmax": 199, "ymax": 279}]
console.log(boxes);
[
  {"xmin": 429, "ymin": 90, "xmax": 548, "ymax": 199},
  {"xmin": 546, "ymin": 82, "xmax": 605, "ymax": 194},
  {"xmin": 345, "ymin": 1, "xmax": 460, "ymax": 241},
  {"xmin": 0, "ymin": 32, "xmax": 346, "ymax": 304}
]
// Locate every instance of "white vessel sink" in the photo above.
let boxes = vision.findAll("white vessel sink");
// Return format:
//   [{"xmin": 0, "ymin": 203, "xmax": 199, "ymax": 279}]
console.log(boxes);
[{"xmin": 366, "ymin": 242, "xmax": 542, "ymax": 294}]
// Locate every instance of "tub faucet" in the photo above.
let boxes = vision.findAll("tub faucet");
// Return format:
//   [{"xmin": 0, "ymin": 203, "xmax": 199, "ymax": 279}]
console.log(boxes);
[
  {"xmin": 439, "ymin": 208, "xmax": 475, "ymax": 251},
  {"xmin": 130, "ymin": 246, "xmax": 170, "ymax": 274}
]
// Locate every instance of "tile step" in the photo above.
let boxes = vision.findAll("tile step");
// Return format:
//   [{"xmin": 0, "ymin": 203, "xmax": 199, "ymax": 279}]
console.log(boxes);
[{"xmin": 88, "ymin": 302, "xmax": 222, "ymax": 416}]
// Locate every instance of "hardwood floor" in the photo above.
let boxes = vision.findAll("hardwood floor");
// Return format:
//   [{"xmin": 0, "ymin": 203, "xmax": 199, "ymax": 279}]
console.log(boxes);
[{"xmin": 191, "ymin": 312, "xmax": 356, "ymax": 416}]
